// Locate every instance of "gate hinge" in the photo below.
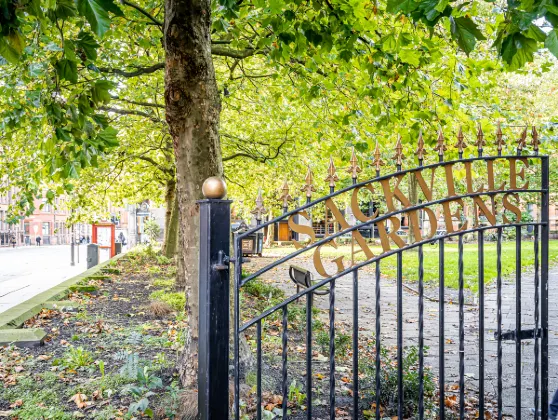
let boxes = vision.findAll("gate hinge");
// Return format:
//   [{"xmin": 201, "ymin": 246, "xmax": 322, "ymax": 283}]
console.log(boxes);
[
  {"xmin": 494, "ymin": 328, "xmax": 542, "ymax": 341},
  {"xmin": 213, "ymin": 250, "xmax": 230, "ymax": 271}
]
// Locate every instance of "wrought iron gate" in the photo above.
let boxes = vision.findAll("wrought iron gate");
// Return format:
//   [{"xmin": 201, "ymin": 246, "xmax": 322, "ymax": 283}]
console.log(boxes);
[{"xmin": 197, "ymin": 125, "xmax": 550, "ymax": 419}]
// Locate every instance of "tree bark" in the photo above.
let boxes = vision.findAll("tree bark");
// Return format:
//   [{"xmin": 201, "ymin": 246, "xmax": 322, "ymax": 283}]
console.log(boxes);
[
  {"xmin": 163, "ymin": 187, "xmax": 180, "ymax": 259},
  {"xmin": 162, "ymin": 179, "xmax": 177, "ymax": 256},
  {"xmin": 164, "ymin": 0, "xmax": 222, "ymax": 395}
]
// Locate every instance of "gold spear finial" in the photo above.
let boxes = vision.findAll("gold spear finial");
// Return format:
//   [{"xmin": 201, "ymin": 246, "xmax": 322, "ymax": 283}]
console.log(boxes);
[
  {"xmin": 475, "ymin": 124, "xmax": 486, "ymax": 155},
  {"xmin": 495, "ymin": 121, "xmax": 505, "ymax": 155},
  {"xmin": 454, "ymin": 126, "xmax": 467, "ymax": 156},
  {"xmin": 416, "ymin": 130, "xmax": 426, "ymax": 163},
  {"xmin": 434, "ymin": 129, "xmax": 447, "ymax": 159},
  {"xmin": 517, "ymin": 126, "xmax": 527, "ymax": 153},
  {"xmin": 279, "ymin": 179, "xmax": 292, "ymax": 209},
  {"xmin": 301, "ymin": 165, "xmax": 316, "ymax": 198},
  {"xmin": 392, "ymin": 135, "xmax": 405, "ymax": 167},
  {"xmin": 531, "ymin": 125, "xmax": 540, "ymax": 153},
  {"xmin": 324, "ymin": 157, "xmax": 339, "ymax": 189},
  {"xmin": 251, "ymin": 188, "xmax": 267, "ymax": 221},
  {"xmin": 373, "ymin": 141, "xmax": 385, "ymax": 174},
  {"xmin": 347, "ymin": 147, "xmax": 362, "ymax": 180}
]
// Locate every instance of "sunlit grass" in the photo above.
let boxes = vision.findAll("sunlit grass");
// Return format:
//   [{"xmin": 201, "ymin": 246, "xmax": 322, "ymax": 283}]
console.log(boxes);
[{"xmin": 263, "ymin": 239, "xmax": 558, "ymax": 292}]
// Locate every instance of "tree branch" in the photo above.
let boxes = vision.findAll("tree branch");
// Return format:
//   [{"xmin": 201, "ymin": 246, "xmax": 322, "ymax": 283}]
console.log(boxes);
[
  {"xmin": 111, "ymin": 95, "xmax": 165, "ymax": 108},
  {"xmin": 120, "ymin": 0, "xmax": 163, "ymax": 26},
  {"xmin": 223, "ymin": 136, "xmax": 289, "ymax": 162},
  {"xmin": 211, "ymin": 45, "xmax": 259, "ymax": 59},
  {"xmin": 99, "ymin": 106, "xmax": 163, "ymax": 123},
  {"xmin": 97, "ymin": 62, "xmax": 164, "ymax": 78}
]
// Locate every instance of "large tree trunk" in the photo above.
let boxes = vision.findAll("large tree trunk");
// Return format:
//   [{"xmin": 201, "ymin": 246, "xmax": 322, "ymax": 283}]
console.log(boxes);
[
  {"xmin": 164, "ymin": 0, "xmax": 222, "ymax": 397},
  {"xmin": 164, "ymin": 189, "xmax": 179, "ymax": 259},
  {"xmin": 162, "ymin": 179, "xmax": 177, "ymax": 256}
]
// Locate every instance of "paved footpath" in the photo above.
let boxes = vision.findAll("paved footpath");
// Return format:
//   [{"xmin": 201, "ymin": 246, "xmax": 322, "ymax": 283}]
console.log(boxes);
[
  {"xmin": 247, "ymin": 256, "xmax": 558, "ymax": 418},
  {"xmin": 0, "ymin": 245, "xmax": 87, "ymax": 315}
]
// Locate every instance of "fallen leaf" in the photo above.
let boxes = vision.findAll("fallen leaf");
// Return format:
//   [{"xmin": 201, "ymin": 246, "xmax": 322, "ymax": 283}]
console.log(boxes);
[
  {"xmin": 9, "ymin": 399, "xmax": 23, "ymax": 408},
  {"xmin": 37, "ymin": 355, "xmax": 51, "ymax": 361},
  {"xmin": 69, "ymin": 393, "xmax": 91, "ymax": 409}
]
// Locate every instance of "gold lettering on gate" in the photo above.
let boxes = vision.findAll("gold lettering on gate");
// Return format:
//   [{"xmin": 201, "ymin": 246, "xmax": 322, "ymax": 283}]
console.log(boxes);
[
  {"xmin": 288, "ymin": 211, "xmax": 316, "ymax": 249},
  {"xmin": 509, "ymin": 158, "xmax": 529, "ymax": 190},
  {"xmin": 301, "ymin": 157, "xmax": 534, "ymax": 278}
]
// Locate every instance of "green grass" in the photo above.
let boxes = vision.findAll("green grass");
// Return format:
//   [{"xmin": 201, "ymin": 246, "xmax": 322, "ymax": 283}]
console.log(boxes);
[
  {"xmin": 263, "ymin": 239, "xmax": 558, "ymax": 292},
  {"xmin": 149, "ymin": 290, "xmax": 185, "ymax": 311}
]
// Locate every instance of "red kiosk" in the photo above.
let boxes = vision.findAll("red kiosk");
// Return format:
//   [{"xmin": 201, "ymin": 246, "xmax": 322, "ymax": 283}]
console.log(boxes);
[{"xmin": 92, "ymin": 222, "xmax": 116, "ymax": 259}]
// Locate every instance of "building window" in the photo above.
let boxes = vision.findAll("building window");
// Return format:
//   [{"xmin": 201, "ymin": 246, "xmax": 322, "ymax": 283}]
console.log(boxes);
[
  {"xmin": 42, "ymin": 222, "xmax": 50, "ymax": 236},
  {"xmin": 24, "ymin": 222, "xmax": 29, "ymax": 234}
]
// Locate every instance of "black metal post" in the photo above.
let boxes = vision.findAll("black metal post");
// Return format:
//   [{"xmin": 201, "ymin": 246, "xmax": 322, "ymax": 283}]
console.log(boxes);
[
  {"xmin": 198, "ymin": 198, "xmax": 231, "ymax": 420},
  {"xmin": 541, "ymin": 156, "xmax": 550, "ymax": 419}
]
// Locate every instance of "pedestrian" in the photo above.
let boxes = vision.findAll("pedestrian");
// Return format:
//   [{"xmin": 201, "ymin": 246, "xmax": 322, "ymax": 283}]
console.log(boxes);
[
  {"xmin": 532, "ymin": 389, "xmax": 558, "ymax": 419},
  {"xmin": 10, "ymin": 235, "xmax": 16, "ymax": 248},
  {"xmin": 86, "ymin": 236, "xmax": 90, "ymax": 243},
  {"xmin": 36, "ymin": 236, "xmax": 41, "ymax": 246}
]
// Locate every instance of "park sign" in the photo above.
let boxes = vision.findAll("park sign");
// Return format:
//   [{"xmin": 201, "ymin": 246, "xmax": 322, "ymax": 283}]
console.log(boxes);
[
  {"xmin": 197, "ymin": 122, "xmax": 550, "ymax": 420},
  {"xmin": 287, "ymin": 155, "xmax": 533, "ymax": 277}
]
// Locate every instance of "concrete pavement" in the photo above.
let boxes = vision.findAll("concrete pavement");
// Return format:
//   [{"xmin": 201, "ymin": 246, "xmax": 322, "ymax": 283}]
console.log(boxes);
[{"xmin": 0, "ymin": 245, "xmax": 87, "ymax": 315}]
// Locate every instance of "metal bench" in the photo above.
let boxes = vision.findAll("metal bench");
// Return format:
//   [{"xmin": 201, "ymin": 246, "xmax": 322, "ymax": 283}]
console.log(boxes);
[{"xmin": 288, "ymin": 265, "xmax": 329, "ymax": 295}]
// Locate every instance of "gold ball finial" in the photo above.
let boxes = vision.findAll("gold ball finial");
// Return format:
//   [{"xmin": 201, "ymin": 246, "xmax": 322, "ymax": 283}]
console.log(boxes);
[{"xmin": 202, "ymin": 176, "xmax": 227, "ymax": 199}]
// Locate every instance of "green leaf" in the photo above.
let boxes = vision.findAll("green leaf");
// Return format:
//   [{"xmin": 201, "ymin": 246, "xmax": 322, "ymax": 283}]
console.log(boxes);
[
  {"xmin": 523, "ymin": 24, "xmax": 546, "ymax": 42},
  {"xmin": 55, "ymin": 59, "xmax": 78, "ymax": 83},
  {"xmin": 501, "ymin": 33, "xmax": 537, "ymax": 70},
  {"xmin": 399, "ymin": 48, "xmax": 421, "ymax": 66},
  {"xmin": 0, "ymin": 37, "xmax": 20, "ymax": 64},
  {"xmin": 7, "ymin": 31, "xmax": 25, "ymax": 55},
  {"xmin": 97, "ymin": 126, "xmax": 119, "ymax": 147},
  {"xmin": 96, "ymin": 0, "xmax": 123, "ymax": 17},
  {"xmin": 386, "ymin": 0, "xmax": 417, "ymax": 13},
  {"xmin": 55, "ymin": 128, "xmax": 72, "ymax": 142},
  {"xmin": 76, "ymin": 0, "xmax": 112, "ymax": 38},
  {"xmin": 449, "ymin": 16, "xmax": 486, "ymax": 55},
  {"xmin": 51, "ymin": 0, "xmax": 77, "ymax": 19},
  {"xmin": 545, "ymin": 30, "xmax": 558, "ymax": 59},
  {"xmin": 91, "ymin": 80, "xmax": 114, "ymax": 105},
  {"xmin": 64, "ymin": 40, "xmax": 78, "ymax": 61}
]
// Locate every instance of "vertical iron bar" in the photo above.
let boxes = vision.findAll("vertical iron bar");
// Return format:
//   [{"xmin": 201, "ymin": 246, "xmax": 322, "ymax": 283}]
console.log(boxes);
[
  {"xmin": 198, "ymin": 199, "xmax": 231, "ymax": 420},
  {"xmin": 375, "ymin": 261, "xmax": 381, "ymax": 420},
  {"xmin": 458, "ymin": 234, "xmax": 465, "ymax": 420},
  {"xmin": 257, "ymin": 321, "xmax": 262, "ymax": 420},
  {"xmin": 330, "ymin": 279, "xmax": 336, "ymax": 420},
  {"xmin": 418, "ymin": 244, "xmax": 424, "ymax": 420},
  {"xmin": 497, "ymin": 227, "xmax": 503, "ymax": 420},
  {"xmin": 541, "ymin": 155, "xmax": 549, "ymax": 420},
  {"xmin": 282, "ymin": 306, "xmax": 288, "ymax": 418},
  {"xmin": 234, "ymin": 239, "xmax": 242, "ymax": 420},
  {"xmin": 397, "ymin": 252, "xmax": 403, "ymax": 419},
  {"xmin": 515, "ymin": 225, "xmax": 521, "ymax": 420},
  {"xmin": 439, "ymin": 238, "xmax": 445, "ymax": 420},
  {"xmin": 353, "ymin": 270, "xmax": 359, "ymax": 418},
  {"xmin": 534, "ymin": 224, "xmax": 540, "ymax": 419},
  {"xmin": 307, "ymin": 292, "xmax": 313, "ymax": 419},
  {"xmin": 479, "ymin": 230, "xmax": 485, "ymax": 418}
]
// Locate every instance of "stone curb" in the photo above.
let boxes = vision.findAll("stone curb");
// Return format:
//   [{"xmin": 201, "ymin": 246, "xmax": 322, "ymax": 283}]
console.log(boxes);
[{"xmin": 0, "ymin": 252, "xmax": 129, "ymax": 330}]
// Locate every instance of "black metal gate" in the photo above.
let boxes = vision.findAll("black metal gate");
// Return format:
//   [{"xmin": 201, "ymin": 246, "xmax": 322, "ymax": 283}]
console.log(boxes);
[{"xmin": 197, "ymin": 126, "xmax": 550, "ymax": 419}]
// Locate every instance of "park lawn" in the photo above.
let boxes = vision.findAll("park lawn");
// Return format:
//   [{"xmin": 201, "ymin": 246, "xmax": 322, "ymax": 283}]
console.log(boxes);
[{"xmin": 264, "ymin": 239, "xmax": 558, "ymax": 292}]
